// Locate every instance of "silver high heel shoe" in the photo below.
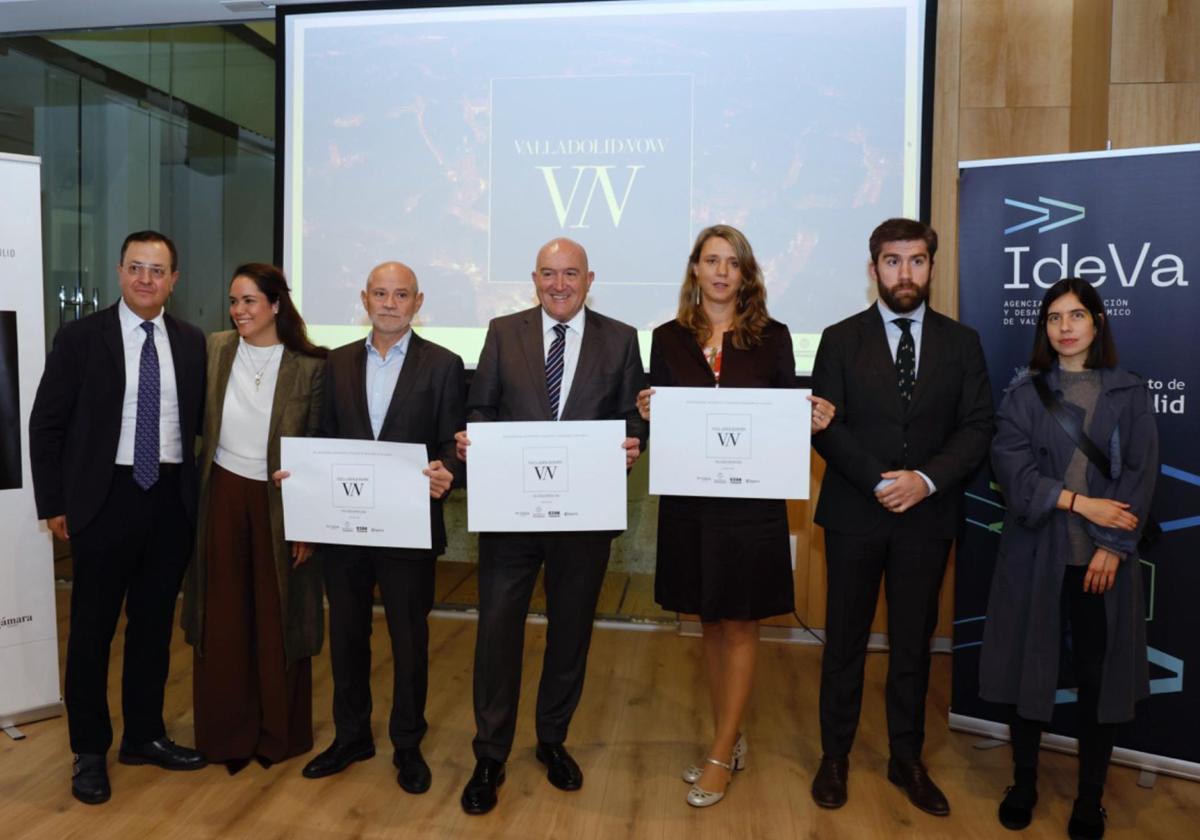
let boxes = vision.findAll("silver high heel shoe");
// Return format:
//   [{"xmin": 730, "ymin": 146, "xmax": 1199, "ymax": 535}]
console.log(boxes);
[
  {"xmin": 682, "ymin": 733, "xmax": 746, "ymax": 784},
  {"xmin": 687, "ymin": 757, "xmax": 734, "ymax": 808}
]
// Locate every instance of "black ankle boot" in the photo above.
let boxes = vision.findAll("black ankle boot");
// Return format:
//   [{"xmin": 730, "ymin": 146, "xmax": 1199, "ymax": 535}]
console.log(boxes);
[
  {"xmin": 1067, "ymin": 792, "xmax": 1106, "ymax": 840},
  {"xmin": 998, "ymin": 765, "xmax": 1038, "ymax": 831}
]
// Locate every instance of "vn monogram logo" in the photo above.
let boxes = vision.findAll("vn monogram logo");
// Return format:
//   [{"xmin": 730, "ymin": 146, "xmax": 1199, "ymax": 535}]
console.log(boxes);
[
  {"xmin": 341, "ymin": 481, "xmax": 366, "ymax": 496},
  {"xmin": 535, "ymin": 165, "xmax": 645, "ymax": 229},
  {"xmin": 715, "ymin": 432, "xmax": 742, "ymax": 447},
  {"xmin": 532, "ymin": 465, "xmax": 558, "ymax": 480}
]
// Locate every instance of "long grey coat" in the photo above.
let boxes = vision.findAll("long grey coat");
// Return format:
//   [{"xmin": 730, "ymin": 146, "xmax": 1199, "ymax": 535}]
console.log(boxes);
[{"xmin": 979, "ymin": 365, "xmax": 1158, "ymax": 724}]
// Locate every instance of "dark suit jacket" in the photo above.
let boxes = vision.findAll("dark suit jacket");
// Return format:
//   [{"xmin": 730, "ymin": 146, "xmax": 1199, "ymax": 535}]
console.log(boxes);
[
  {"xmin": 467, "ymin": 306, "xmax": 648, "ymax": 447},
  {"xmin": 29, "ymin": 302, "xmax": 206, "ymax": 535},
  {"xmin": 319, "ymin": 332, "xmax": 466, "ymax": 557},
  {"xmin": 811, "ymin": 305, "xmax": 994, "ymax": 538}
]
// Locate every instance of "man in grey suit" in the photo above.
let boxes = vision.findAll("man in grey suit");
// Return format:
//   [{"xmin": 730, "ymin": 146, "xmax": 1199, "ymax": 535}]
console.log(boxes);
[{"xmin": 455, "ymin": 237, "xmax": 647, "ymax": 815}]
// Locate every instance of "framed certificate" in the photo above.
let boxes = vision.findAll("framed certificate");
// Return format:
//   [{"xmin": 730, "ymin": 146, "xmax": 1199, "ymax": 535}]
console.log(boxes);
[
  {"xmin": 280, "ymin": 437, "xmax": 431, "ymax": 548},
  {"xmin": 466, "ymin": 420, "xmax": 627, "ymax": 532},
  {"xmin": 648, "ymin": 387, "xmax": 811, "ymax": 499}
]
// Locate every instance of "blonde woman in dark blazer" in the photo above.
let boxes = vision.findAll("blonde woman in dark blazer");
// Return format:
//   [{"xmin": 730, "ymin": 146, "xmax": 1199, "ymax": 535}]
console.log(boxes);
[{"xmin": 181, "ymin": 263, "xmax": 326, "ymax": 772}]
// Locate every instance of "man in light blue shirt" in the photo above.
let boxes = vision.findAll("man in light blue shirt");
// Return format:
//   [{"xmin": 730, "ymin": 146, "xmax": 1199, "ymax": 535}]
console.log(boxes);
[{"xmin": 300, "ymin": 261, "xmax": 465, "ymax": 795}]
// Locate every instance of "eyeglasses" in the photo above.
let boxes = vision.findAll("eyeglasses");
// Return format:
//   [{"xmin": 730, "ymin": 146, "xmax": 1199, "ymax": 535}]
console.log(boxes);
[{"xmin": 123, "ymin": 262, "xmax": 169, "ymax": 279}]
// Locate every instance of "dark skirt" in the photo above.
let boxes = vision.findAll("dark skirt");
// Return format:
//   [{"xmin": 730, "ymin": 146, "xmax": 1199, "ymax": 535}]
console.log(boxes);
[{"xmin": 654, "ymin": 495, "xmax": 795, "ymax": 622}]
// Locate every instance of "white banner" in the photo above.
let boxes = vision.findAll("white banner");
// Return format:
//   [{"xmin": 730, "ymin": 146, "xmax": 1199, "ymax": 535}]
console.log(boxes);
[{"xmin": 0, "ymin": 152, "xmax": 61, "ymax": 730}]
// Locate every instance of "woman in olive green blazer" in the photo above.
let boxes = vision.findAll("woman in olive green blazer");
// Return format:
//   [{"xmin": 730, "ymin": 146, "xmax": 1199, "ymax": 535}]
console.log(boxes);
[{"xmin": 181, "ymin": 263, "xmax": 326, "ymax": 770}]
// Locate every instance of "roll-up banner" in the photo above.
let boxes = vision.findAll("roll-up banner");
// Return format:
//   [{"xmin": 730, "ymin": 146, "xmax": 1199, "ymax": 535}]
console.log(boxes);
[
  {"xmin": 0, "ymin": 152, "xmax": 61, "ymax": 732},
  {"xmin": 952, "ymin": 144, "xmax": 1200, "ymax": 781}
]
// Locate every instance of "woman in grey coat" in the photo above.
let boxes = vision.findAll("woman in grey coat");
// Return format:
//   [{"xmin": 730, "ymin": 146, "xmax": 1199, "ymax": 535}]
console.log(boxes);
[{"xmin": 979, "ymin": 278, "xmax": 1158, "ymax": 840}]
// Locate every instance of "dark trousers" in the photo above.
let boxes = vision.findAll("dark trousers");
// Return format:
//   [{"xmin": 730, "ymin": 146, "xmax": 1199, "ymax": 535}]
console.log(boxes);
[
  {"xmin": 1010, "ymin": 565, "xmax": 1114, "ymax": 791},
  {"xmin": 322, "ymin": 546, "xmax": 435, "ymax": 750},
  {"xmin": 472, "ymin": 532, "xmax": 611, "ymax": 762},
  {"xmin": 66, "ymin": 466, "xmax": 192, "ymax": 755},
  {"xmin": 819, "ymin": 529, "xmax": 952, "ymax": 761},
  {"xmin": 193, "ymin": 465, "xmax": 312, "ymax": 763}
]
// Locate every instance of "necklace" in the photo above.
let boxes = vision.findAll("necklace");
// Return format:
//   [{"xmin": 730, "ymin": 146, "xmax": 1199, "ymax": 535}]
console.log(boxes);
[{"xmin": 239, "ymin": 341, "xmax": 281, "ymax": 391}]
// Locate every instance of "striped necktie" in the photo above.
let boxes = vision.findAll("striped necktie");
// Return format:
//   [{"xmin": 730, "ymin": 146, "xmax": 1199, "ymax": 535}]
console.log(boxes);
[{"xmin": 546, "ymin": 322, "xmax": 568, "ymax": 419}]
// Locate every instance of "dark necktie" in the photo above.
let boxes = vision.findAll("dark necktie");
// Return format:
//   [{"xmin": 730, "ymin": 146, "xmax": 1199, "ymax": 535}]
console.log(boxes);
[
  {"xmin": 895, "ymin": 318, "xmax": 916, "ymax": 404},
  {"xmin": 546, "ymin": 323, "xmax": 568, "ymax": 419},
  {"xmin": 133, "ymin": 321, "xmax": 161, "ymax": 490}
]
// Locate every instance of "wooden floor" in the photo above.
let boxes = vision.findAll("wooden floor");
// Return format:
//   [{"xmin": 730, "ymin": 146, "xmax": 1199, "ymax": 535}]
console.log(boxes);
[{"xmin": 1, "ymin": 589, "xmax": 1196, "ymax": 839}]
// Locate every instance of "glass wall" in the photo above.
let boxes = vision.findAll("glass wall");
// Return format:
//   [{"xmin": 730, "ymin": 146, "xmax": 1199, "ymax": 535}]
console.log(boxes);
[{"xmin": 0, "ymin": 26, "xmax": 276, "ymax": 348}]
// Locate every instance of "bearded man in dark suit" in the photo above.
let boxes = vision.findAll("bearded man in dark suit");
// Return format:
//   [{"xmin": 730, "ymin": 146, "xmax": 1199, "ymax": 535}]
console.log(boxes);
[
  {"xmin": 455, "ymin": 237, "xmax": 647, "ymax": 815},
  {"xmin": 809, "ymin": 218, "xmax": 994, "ymax": 816},
  {"xmin": 30, "ymin": 230, "xmax": 208, "ymax": 805}
]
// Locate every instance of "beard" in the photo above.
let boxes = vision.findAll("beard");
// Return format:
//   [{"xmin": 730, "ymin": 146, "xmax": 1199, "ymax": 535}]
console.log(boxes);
[{"xmin": 876, "ymin": 279, "xmax": 930, "ymax": 314}]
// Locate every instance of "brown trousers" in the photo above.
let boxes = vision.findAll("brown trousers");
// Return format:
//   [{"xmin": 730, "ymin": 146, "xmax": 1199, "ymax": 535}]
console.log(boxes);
[{"xmin": 193, "ymin": 464, "xmax": 312, "ymax": 763}]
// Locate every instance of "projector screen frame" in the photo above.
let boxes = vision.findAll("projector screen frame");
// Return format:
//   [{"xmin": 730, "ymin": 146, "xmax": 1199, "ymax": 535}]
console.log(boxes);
[{"xmin": 273, "ymin": 0, "xmax": 939, "ymax": 374}]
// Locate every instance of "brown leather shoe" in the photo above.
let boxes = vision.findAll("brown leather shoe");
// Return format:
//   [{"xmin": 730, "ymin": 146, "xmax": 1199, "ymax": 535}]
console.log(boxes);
[
  {"xmin": 887, "ymin": 758, "xmax": 950, "ymax": 816},
  {"xmin": 811, "ymin": 755, "xmax": 848, "ymax": 809}
]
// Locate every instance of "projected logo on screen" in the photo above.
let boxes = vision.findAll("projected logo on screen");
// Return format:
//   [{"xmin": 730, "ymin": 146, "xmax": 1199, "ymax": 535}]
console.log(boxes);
[{"xmin": 489, "ymin": 74, "xmax": 692, "ymax": 286}]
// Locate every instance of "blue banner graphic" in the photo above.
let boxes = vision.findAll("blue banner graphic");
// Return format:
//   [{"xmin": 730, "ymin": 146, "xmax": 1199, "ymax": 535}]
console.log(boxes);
[{"xmin": 954, "ymin": 146, "xmax": 1200, "ymax": 769}]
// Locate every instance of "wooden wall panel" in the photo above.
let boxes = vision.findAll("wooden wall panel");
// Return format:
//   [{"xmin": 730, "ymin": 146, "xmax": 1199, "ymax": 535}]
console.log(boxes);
[
  {"xmin": 958, "ymin": 106, "xmax": 1072, "ymax": 160},
  {"xmin": 1112, "ymin": 0, "xmax": 1200, "ymax": 83},
  {"xmin": 960, "ymin": 0, "xmax": 1075, "ymax": 108},
  {"xmin": 1108, "ymin": 82, "xmax": 1200, "ymax": 148},
  {"xmin": 1070, "ymin": 0, "xmax": 1114, "ymax": 150}
]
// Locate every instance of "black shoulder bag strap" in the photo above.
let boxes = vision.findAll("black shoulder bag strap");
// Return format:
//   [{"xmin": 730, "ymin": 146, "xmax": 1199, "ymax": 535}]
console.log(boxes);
[
  {"xmin": 1032, "ymin": 374, "xmax": 1112, "ymax": 474},
  {"xmin": 1032, "ymin": 372, "xmax": 1161, "ymax": 552}
]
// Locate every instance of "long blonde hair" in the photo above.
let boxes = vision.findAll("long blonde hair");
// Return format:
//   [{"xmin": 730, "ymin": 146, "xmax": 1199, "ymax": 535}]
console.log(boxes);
[{"xmin": 676, "ymin": 225, "xmax": 770, "ymax": 349}]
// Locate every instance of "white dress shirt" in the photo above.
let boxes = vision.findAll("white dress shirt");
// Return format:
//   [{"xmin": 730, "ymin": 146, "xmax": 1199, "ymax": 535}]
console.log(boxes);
[
  {"xmin": 115, "ymin": 298, "xmax": 182, "ymax": 465},
  {"xmin": 365, "ymin": 329, "xmax": 413, "ymax": 439},
  {"xmin": 876, "ymin": 298, "xmax": 926, "ymax": 376},
  {"xmin": 214, "ymin": 339, "xmax": 284, "ymax": 480},
  {"xmin": 542, "ymin": 306, "xmax": 586, "ymax": 420}
]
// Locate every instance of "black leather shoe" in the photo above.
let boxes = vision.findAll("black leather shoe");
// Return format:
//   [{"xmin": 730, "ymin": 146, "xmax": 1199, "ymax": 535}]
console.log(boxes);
[
  {"xmin": 998, "ymin": 783, "xmax": 1038, "ymax": 830},
  {"xmin": 535, "ymin": 742, "xmax": 583, "ymax": 791},
  {"xmin": 887, "ymin": 758, "xmax": 950, "ymax": 816},
  {"xmin": 72, "ymin": 753, "xmax": 110, "ymax": 805},
  {"xmin": 811, "ymin": 755, "xmax": 848, "ymax": 809},
  {"xmin": 1067, "ymin": 798, "xmax": 1106, "ymax": 840},
  {"xmin": 461, "ymin": 758, "xmax": 505, "ymax": 815},
  {"xmin": 301, "ymin": 739, "xmax": 376, "ymax": 779},
  {"xmin": 393, "ymin": 747, "xmax": 432, "ymax": 794},
  {"xmin": 118, "ymin": 737, "xmax": 207, "ymax": 771}
]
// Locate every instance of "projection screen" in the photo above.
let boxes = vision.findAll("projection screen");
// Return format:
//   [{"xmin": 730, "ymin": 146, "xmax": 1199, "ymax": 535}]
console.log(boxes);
[{"xmin": 280, "ymin": 0, "xmax": 932, "ymax": 373}]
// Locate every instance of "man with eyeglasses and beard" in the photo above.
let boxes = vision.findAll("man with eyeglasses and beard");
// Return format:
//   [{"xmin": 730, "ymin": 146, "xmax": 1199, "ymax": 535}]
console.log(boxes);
[
  {"xmin": 30, "ymin": 230, "xmax": 208, "ymax": 805},
  {"xmin": 808, "ymin": 218, "xmax": 994, "ymax": 818}
]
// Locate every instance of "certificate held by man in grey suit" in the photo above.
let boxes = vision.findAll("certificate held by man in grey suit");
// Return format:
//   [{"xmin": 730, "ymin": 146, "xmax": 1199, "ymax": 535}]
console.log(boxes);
[{"xmin": 465, "ymin": 418, "xmax": 627, "ymax": 531}]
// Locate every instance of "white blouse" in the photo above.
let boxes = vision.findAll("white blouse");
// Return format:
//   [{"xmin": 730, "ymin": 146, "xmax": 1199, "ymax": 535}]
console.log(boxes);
[{"xmin": 213, "ymin": 339, "xmax": 284, "ymax": 480}]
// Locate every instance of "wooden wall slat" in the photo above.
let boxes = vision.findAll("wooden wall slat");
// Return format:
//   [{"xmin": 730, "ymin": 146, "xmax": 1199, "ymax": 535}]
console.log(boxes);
[
  {"xmin": 961, "ymin": 0, "xmax": 1075, "ymax": 109},
  {"xmin": 1108, "ymin": 82, "xmax": 1200, "ymax": 148},
  {"xmin": 1112, "ymin": 0, "xmax": 1200, "ymax": 83},
  {"xmin": 959, "ymin": 106, "xmax": 1072, "ymax": 160}
]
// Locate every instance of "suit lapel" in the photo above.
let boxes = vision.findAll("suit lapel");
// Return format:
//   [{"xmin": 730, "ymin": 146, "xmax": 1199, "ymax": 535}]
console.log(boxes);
[
  {"xmin": 208, "ymin": 332, "xmax": 237, "ymax": 442},
  {"xmin": 345, "ymin": 341, "xmax": 373, "ymax": 437},
  {"xmin": 269, "ymin": 347, "xmax": 299, "ymax": 442},
  {"xmin": 519, "ymin": 308, "xmax": 553, "ymax": 419},
  {"xmin": 101, "ymin": 304, "xmax": 126, "ymax": 391},
  {"xmin": 561, "ymin": 308, "xmax": 601, "ymax": 420},
  {"xmin": 908, "ymin": 310, "xmax": 942, "ymax": 413},
  {"xmin": 164, "ymin": 313, "xmax": 198, "ymax": 428},
  {"xmin": 380, "ymin": 332, "xmax": 425, "ymax": 437},
  {"xmin": 861, "ymin": 306, "xmax": 904, "ymax": 416}
]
